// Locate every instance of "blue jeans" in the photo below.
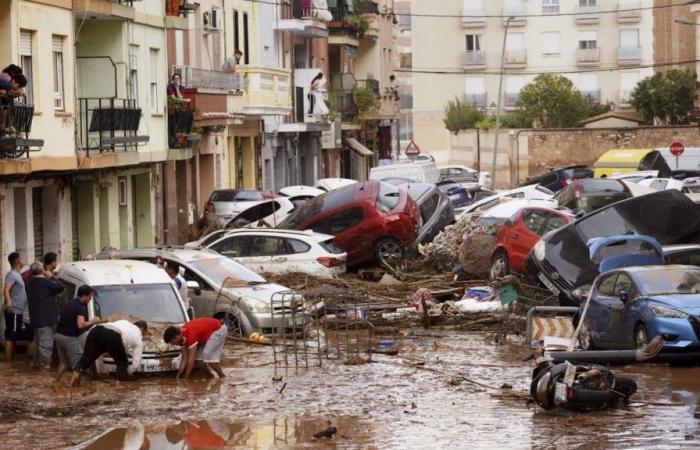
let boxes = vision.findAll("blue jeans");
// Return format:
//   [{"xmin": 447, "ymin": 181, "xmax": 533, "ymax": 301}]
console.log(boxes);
[{"xmin": 33, "ymin": 326, "xmax": 54, "ymax": 370}]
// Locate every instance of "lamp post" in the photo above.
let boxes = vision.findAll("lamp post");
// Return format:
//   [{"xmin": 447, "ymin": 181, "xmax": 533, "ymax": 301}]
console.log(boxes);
[{"xmin": 491, "ymin": 16, "xmax": 514, "ymax": 189}]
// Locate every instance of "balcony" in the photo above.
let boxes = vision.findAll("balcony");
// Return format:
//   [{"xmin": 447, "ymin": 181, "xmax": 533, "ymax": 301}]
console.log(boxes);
[
  {"xmin": 165, "ymin": 0, "xmax": 196, "ymax": 17},
  {"xmin": 73, "ymin": 0, "xmax": 136, "ymax": 21},
  {"xmin": 463, "ymin": 93, "xmax": 487, "ymax": 108},
  {"xmin": 505, "ymin": 92, "xmax": 519, "ymax": 107},
  {"xmin": 0, "ymin": 103, "xmax": 43, "ymax": 159},
  {"xmin": 576, "ymin": 5, "xmax": 600, "ymax": 24},
  {"xmin": 276, "ymin": 0, "xmax": 330, "ymax": 37},
  {"xmin": 174, "ymin": 66, "xmax": 245, "ymax": 93},
  {"xmin": 581, "ymin": 90, "xmax": 602, "ymax": 104},
  {"xmin": 618, "ymin": 46, "xmax": 642, "ymax": 64},
  {"xmin": 293, "ymin": 68, "xmax": 332, "ymax": 126},
  {"xmin": 462, "ymin": 7, "xmax": 485, "ymax": 27},
  {"xmin": 504, "ymin": 49, "xmax": 527, "ymax": 68},
  {"xmin": 502, "ymin": 5, "xmax": 527, "ymax": 26},
  {"xmin": 618, "ymin": 1, "xmax": 641, "ymax": 23},
  {"xmin": 463, "ymin": 51, "xmax": 486, "ymax": 70},
  {"xmin": 542, "ymin": 4, "xmax": 559, "ymax": 15},
  {"xmin": 238, "ymin": 67, "xmax": 292, "ymax": 116},
  {"xmin": 576, "ymin": 47, "xmax": 600, "ymax": 65},
  {"xmin": 329, "ymin": 72, "xmax": 357, "ymax": 123},
  {"xmin": 78, "ymin": 98, "xmax": 149, "ymax": 155},
  {"xmin": 328, "ymin": 2, "xmax": 360, "ymax": 45}
]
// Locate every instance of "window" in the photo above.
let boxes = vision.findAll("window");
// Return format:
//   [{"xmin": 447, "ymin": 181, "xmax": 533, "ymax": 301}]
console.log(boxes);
[
  {"xmin": 129, "ymin": 45, "xmax": 139, "ymax": 102},
  {"xmin": 287, "ymin": 238, "xmax": 311, "ymax": 254},
  {"xmin": 506, "ymin": 32, "xmax": 525, "ymax": 51},
  {"xmin": 578, "ymin": 31, "xmax": 597, "ymax": 50},
  {"xmin": 211, "ymin": 236, "xmax": 251, "ymax": 257},
  {"xmin": 522, "ymin": 210, "xmax": 550, "ymax": 235},
  {"xmin": 419, "ymin": 194, "xmax": 440, "ymax": 224},
  {"xmin": 506, "ymin": 76, "xmax": 525, "ymax": 105},
  {"xmin": 614, "ymin": 274, "xmax": 635, "ymax": 299},
  {"xmin": 309, "ymin": 207, "xmax": 364, "ymax": 235},
  {"xmin": 243, "ymin": 12, "xmax": 250, "ymax": 65},
  {"xmin": 149, "ymin": 48, "xmax": 160, "ymax": 113},
  {"xmin": 51, "ymin": 35, "xmax": 65, "ymax": 110},
  {"xmin": 19, "ymin": 30, "xmax": 33, "ymax": 105},
  {"xmin": 580, "ymin": 0, "xmax": 596, "ymax": 6},
  {"xmin": 465, "ymin": 34, "xmax": 481, "ymax": 52},
  {"xmin": 118, "ymin": 177, "xmax": 128, "ymax": 206},
  {"xmin": 233, "ymin": 10, "xmax": 239, "ymax": 52},
  {"xmin": 541, "ymin": 32, "xmax": 560, "ymax": 55},
  {"xmin": 597, "ymin": 273, "xmax": 618, "ymax": 296},
  {"xmin": 620, "ymin": 29, "xmax": 639, "ymax": 48},
  {"xmin": 542, "ymin": 0, "xmax": 559, "ymax": 14},
  {"xmin": 577, "ymin": 73, "xmax": 599, "ymax": 101},
  {"xmin": 251, "ymin": 236, "xmax": 289, "ymax": 256},
  {"xmin": 620, "ymin": 71, "xmax": 640, "ymax": 93}
]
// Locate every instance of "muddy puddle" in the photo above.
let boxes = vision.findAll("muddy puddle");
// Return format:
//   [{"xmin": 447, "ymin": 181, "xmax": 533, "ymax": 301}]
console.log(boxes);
[{"xmin": 1, "ymin": 332, "xmax": 699, "ymax": 449}]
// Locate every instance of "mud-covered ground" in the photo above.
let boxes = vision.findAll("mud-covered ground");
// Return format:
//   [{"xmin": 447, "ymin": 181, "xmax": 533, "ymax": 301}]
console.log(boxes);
[{"xmin": 1, "ymin": 331, "xmax": 699, "ymax": 449}]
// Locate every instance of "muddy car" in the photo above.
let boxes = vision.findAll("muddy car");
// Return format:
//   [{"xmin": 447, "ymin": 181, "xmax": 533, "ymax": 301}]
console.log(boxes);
[
  {"xmin": 100, "ymin": 248, "xmax": 298, "ymax": 336},
  {"xmin": 527, "ymin": 190, "xmax": 700, "ymax": 304},
  {"xmin": 552, "ymin": 178, "xmax": 632, "ymax": 214},
  {"xmin": 399, "ymin": 182, "xmax": 455, "ymax": 251},
  {"xmin": 57, "ymin": 260, "xmax": 189, "ymax": 374}
]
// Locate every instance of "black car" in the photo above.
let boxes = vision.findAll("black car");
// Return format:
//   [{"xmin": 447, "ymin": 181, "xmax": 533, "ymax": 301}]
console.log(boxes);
[
  {"xmin": 672, "ymin": 169, "xmax": 700, "ymax": 180},
  {"xmin": 527, "ymin": 190, "xmax": 700, "ymax": 305},
  {"xmin": 518, "ymin": 165, "xmax": 593, "ymax": 192},
  {"xmin": 552, "ymin": 178, "xmax": 632, "ymax": 214}
]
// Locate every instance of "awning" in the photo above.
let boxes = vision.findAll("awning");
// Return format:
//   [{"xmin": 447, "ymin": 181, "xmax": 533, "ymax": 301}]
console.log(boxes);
[{"xmin": 345, "ymin": 137, "xmax": 373, "ymax": 157}]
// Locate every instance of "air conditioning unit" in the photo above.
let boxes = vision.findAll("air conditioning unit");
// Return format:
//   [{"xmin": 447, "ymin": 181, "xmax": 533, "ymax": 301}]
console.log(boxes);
[{"xmin": 203, "ymin": 9, "xmax": 221, "ymax": 32}]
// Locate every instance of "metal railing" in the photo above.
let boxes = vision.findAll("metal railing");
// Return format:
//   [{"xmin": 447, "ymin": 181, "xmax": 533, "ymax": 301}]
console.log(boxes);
[
  {"xmin": 581, "ymin": 90, "xmax": 601, "ymax": 104},
  {"xmin": 463, "ymin": 93, "xmax": 487, "ymax": 108},
  {"xmin": 542, "ymin": 4, "xmax": 559, "ymax": 14},
  {"xmin": 576, "ymin": 47, "xmax": 600, "ymax": 63},
  {"xmin": 168, "ymin": 109, "xmax": 195, "ymax": 149},
  {"xmin": 330, "ymin": 72, "xmax": 355, "ymax": 92},
  {"xmin": 78, "ymin": 97, "xmax": 148, "ymax": 154},
  {"xmin": 330, "ymin": 91, "xmax": 357, "ymax": 122},
  {"xmin": 505, "ymin": 49, "xmax": 527, "ymax": 65},
  {"xmin": 618, "ymin": 46, "xmax": 642, "ymax": 61},
  {"xmin": 329, "ymin": 3, "xmax": 353, "ymax": 24},
  {"xmin": 576, "ymin": 5, "xmax": 600, "ymax": 21},
  {"xmin": 171, "ymin": 66, "xmax": 245, "ymax": 92},
  {"xmin": 463, "ymin": 51, "xmax": 485, "ymax": 67},
  {"xmin": 0, "ymin": 102, "xmax": 43, "ymax": 158}
]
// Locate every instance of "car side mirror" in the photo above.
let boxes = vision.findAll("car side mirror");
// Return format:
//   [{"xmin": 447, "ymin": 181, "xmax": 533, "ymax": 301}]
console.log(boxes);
[
  {"xmin": 186, "ymin": 280, "xmax": 201, "ymax": 296},
  {"xmin": 619, "ymin": 290, "xmax": 629, "ymax": 303}
]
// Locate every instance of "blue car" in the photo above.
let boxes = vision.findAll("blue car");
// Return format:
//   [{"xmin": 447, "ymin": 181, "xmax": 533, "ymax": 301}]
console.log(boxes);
[{"xmin": 583, "ymin": 265, "xmax": 700, "ymax": 351}]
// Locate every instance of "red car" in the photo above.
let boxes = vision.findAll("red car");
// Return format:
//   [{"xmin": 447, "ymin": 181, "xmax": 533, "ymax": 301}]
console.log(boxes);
[
  {"xmin": 490, "ymin": 206, "xmax": 573, "ymax": 279},
  {"xmin": 278, "ymin": 181, "xmax": 420, "ymax": 267}
]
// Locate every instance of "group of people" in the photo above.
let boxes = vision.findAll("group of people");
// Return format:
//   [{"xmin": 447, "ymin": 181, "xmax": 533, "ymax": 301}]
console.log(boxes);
[
  {"xmin": 0, "ymin": 64, "xmax": 27, "ymax": 100},
  {"xmin": 3, "ymin": 252, "xmax": 228, "ymax": 384}
]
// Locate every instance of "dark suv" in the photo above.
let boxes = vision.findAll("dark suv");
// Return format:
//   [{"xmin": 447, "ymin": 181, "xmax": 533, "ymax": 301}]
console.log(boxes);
[
  {"xmin": 278, "ymin": 181, "xmax": 420, "ymax": 267},
  {"xmin": 553, "ymin": 178, "xmax": 632, "ymax": 214},
  {"xmin": 518, "ymin": 165, "xmax": 593, "ymax": 192}
]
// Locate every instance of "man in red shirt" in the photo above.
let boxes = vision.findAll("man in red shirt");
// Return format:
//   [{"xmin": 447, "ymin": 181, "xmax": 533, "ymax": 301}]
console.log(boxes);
[{"xmin": 163, "ymin": 318, "xmax": 226, "ymax": 379}]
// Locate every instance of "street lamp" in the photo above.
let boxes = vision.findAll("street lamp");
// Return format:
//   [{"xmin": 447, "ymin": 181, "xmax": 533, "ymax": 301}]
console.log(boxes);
[
  {"xmin": 674, "ymin": 18, "xmax": 696, "ymax": 26},
  {"xmin": 489, "ymin": 102, "xmax": 497, "ymax": 115},
  {"xmin": 491, "ymin": 16, "xmax": 514, "ymax": 189}
]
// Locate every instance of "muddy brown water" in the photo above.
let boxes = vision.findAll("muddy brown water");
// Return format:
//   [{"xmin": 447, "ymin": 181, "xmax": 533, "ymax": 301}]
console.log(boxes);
[{"xmin": 0, "ymin": 332, "xmax": 699, "ymax": 449}]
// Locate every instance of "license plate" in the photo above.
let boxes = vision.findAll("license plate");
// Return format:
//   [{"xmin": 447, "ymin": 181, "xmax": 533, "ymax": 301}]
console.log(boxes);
[
  {"xmin": 141, "ymin": 360, "xmax": 171, "ymax": 373},
  {"xmin": 538, "ymin": 272, "xmax": 560, "ymax": 296},
  {"xmin": 449, "ymin": 194, "xmax": 462, "ymax": 201},
  {"xmin": 554, "ymin": 382, "xmax": 567, "ymax": 403}
]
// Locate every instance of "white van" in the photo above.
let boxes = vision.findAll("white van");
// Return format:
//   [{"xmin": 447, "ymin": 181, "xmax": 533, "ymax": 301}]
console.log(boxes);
[
  {"xmin": 57, "ymin": 260, "xmax": 189, "ymax": 374},
  {"xmin": 369, "ymin": 160, "xmax": 440, "ymax": 184}
]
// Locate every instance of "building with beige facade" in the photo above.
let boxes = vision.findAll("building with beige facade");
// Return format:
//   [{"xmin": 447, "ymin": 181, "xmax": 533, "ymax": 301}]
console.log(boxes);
[{"xmin": 412, "ymin": 0, "xmax": 656, "ymax": 163}]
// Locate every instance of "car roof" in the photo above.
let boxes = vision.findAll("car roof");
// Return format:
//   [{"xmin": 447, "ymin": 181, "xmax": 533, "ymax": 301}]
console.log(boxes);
[
  {"xmin": 59, "ymin": 260, "xmax": 173, "ymax": 286},
  {"xmin": 662, "ymin": 244, "xmax": 700, "ymax": 253},
  {"xmin": 103, "ymin": 248, "xmax": 224, "ymax": 264},
  {"xmin": 623, "ymin": 264, "xmax": 700, "ymax": 274},
  {"xmin": 218, "ymin": 228, "xmax": 334, "ymax": 242},
  {"xmin": 398, "ymin": 182, "xmax": 434, "ymax": 199}
]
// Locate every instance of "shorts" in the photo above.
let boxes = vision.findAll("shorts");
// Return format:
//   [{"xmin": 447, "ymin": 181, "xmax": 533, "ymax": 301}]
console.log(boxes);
[
  {"xmin": 195, "ymin": 325, "xmax": 227, "ymax": 363},
  {"xmin": 54, "ymin": 333, "xmax": 82, "ymax": 371},
  {"xmin": 3, "ymin": 311, "xmax": 33, "ymax": 342}
]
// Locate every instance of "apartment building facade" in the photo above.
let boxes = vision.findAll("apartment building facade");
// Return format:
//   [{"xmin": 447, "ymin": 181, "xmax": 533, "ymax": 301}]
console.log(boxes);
[{"xmin": 412, "ymin": 0, "xmax": 655, "ymax": 159}]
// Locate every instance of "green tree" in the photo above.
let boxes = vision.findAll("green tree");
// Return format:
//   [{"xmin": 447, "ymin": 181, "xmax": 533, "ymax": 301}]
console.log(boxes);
[
  {"xmin": 443, "ymin": 97, "xmax": 483, "ymax": 133},
  {"xmin": 516, "ymin": 74, "xmax": 593, "ymax": 128},
  {"xmin": 630, "ymin": 69, "xmax": 696, "ymax": 125}
]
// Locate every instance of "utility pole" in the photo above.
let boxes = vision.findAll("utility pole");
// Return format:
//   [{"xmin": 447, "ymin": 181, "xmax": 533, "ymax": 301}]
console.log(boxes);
[{"xmin": 491, "ymin": 17, "xmax": 513, "ymax": 189}]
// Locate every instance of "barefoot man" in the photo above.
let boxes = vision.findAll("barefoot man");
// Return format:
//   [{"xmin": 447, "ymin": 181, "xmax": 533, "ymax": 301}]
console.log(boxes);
[{"xmin": 163, "ymin": 318, "xmax": 226, "ymax": 379}]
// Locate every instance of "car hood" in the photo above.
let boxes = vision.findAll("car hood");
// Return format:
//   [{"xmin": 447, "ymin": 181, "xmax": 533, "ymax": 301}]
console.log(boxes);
[
  {"xmin": 649, "ymin": 295, "xmax": 700, "ymax": 314},
  {"xmin": 222, "ymin": 282, "xmax": 288, "ymax": 302}
]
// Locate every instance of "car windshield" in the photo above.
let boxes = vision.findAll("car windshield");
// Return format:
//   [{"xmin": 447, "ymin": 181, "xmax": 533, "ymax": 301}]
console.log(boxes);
[
  {"xmin": 188, "ymin": 257, "xmax": 266, "ymax": 287},
  {"xmin": 636, "ymin": 269, "xmax": 700, "ymax": 296},
  {"xmin": 93, "ymin": 284, "xmax": 186, "ymax": 323},
  {"xmin": 580, "ymin": 179, "xmax": 626, "ymax": 193},
  {"xmin": 200, "ymin": 230, "xmax": 229, "ymax": 247},
  {"xmin": 580, "ymin": 192, "xmax": 630, "ymax": 212},
  {"xmin": 376, "ymin": 183, "xmax": 400, "ymax": 213}
]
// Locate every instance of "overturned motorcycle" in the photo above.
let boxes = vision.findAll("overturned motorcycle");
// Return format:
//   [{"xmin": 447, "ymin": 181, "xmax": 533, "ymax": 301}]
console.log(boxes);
[{"xmin": 530, "ymin": 359, "xmax": 638, "ymax": 412}]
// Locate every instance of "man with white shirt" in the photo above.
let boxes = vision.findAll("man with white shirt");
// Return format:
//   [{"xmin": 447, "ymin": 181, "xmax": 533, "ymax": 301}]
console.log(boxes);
[
  {"xmin": 166, "ymin": 262, "xmax": 189, "ymax": 309},
  {"xmin": 70, "ymin": 319, "xmax": 147, "ymax": 386}
]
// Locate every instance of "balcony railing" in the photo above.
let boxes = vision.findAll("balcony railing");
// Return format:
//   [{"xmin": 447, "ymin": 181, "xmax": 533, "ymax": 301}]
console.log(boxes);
[
  {"xmin": 172, "ymin": 66, "xmax": 245, "ymax": 92},
  {"xmin": 618, "ymin": 46, "xmax": 642, "ymax": 62},
  {"xmin": 462, "ymin": 7, "xmax": 485, "ymax": 27},
  {"xmin": 542, "ymin": 4, "xmax": 559, "ymax": 15},
  {"xmin": 357, "ymin": 79, "xmax": 380, "ymax": 97},
  {"xmin": 330, "ymin": 72, "xmax": 356, "ymax": 92},
  {"xmin": 505, "ymin": 49, "xmax": 527, "ymax": 66},
  {"xmin": 168, "ymin": 108, "xmax": 197, "ymax": 149},
  {"xmin": 78, "ymin": 98, "xmax": 148, "ymax": 155},
  {"xmin": 576, "ymin": 5, "xmax": 600, "ymax": 23},
  {"xmin": 505, "ymin": 93, "xmax": 519, "ymax": 107},
  {"xmin": 330, "ymin": 91, "xmax": 357, "ymax": 122},
  {"xmin": 238, "ymin": 67, "xmax": 292, "ymax": 113},
  {"xmin": 581, "ymin": 90, "xmax": 602, "ymax": 104},
  {"xmin": 576, "ymin": 47, "xmax": 600, "ymax": 64},
  {"xmin": 0, "ymin": 102, "xmax": 43, "ymax": 158},
  {"xmin": 463, "ymin": 51, "xmax": 486, "ymax": 68},
  {"xmin": 463, "ymin": 93, "xmax": 487, "ymax": 108},
  {"xmin": 293, "ymin": 0, "xmax": 333, "ymax": 22},
  {"xmin": 618, "ymin": 1, "xmax": 641, "ymax": 22},
  {"xmin": 503, "ymin": 5, "xmax": 527, "ymax": 25},
  {"xmin": 328, "ymin": 2, "xmax": 357, "ymax": 31}
]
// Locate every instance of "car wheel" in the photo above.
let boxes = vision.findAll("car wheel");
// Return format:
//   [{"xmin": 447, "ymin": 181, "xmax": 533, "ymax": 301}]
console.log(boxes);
[
  {"xmin": 215, "ymin": 311, "xmax": 245, "ymax": 338},
  {"xmin": 374, "ymin": 238, "xmax": 404, "ymax": 267},
  {"xmin": 634, "ymin": 323, "xmax": 649, "ymax": 349},
  {"xmin": 490, "ymin": 250, "xmax": 509, "ymax": 280}
]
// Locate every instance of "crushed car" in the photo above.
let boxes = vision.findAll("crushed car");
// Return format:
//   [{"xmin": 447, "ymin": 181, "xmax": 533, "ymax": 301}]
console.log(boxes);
[
  {"xmin": 205, "ymin": 189, "xmax": 266, "ymax": 227},
  {"xmin": 224, "ymin": 198, "xmax": 295, "ymax": 229},
  {"xmin": 277, "ymin": 185, "xmax": 325, "ymax": 207},
  {"xmin": 552, "ymin": 178, "xmax": 633, "ymax": 215},
  {"xmin": 399, "ymin": 182, "xmax": 455, "ymax": 252},
  {"xmin": 518, "ymin": 165, "xmax": 593, "ymax": 192}
]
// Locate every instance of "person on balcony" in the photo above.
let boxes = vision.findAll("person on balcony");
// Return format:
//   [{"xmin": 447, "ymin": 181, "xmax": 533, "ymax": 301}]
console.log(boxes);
[
  {"xmin": 167, "ymin": 73, "xmax": 189, "ymax": 103},
  {"xmin": 221, "ymin": 50, "xmax": 243, "ymax": 73},
  {"xmin": 309, "ymin": 72, "xmax": 329, "ymax": 116}
]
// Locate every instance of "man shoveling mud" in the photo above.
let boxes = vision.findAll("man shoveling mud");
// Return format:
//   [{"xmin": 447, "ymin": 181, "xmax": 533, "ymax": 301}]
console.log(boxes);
[
  {"xmin": 70, "ymin": 320, "xmax": 147, "ymax": 386},
  {"xmin": 163, "ymin": 318, "xmax": 227, "ymax": 379}
]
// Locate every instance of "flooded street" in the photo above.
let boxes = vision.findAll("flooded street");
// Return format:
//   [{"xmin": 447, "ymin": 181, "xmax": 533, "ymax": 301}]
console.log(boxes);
[{"xmin": 0, "ymin": 332, "xmax": 698, "ymax": 449}]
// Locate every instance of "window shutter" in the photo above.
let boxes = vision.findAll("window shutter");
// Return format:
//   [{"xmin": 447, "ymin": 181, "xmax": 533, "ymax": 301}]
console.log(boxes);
[
  {"xmin": 20, "ymin": 30, "xmax": 32, "ymax": 55},
  {"xmin": 52, "ymin": 35, "xmax": 63, "ymax": 52},
  {"xmin": 620, "ymin": 29, "xmax": 639, "ymax": 47}
]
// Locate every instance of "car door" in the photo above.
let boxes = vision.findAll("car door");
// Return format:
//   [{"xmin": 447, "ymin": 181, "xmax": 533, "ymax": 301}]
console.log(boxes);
[
  {"xmin": 277, "ymin": 237, "xmax": 314, "ymax": 273},
  {"xmin": 508, "ymin": 209, "xmax": 547, "ymax": 272},
  {"xmin": 611, "ymin": 273, "xmax": 640, "ymax": 348},
  {"xmin": 586, "ymin": 272, "xmax": 620, "ymax": 349},
  {"xmin": 209, "ymin": 235, "xmax": 252, "ymax": 260},
  {"xmin": 180, "ymin": 263, "xmax": 218, "ymax": 319}
]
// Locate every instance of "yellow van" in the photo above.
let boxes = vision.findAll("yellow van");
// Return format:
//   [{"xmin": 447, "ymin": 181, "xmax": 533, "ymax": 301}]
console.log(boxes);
[{"xmin": 593, "ymin": 148, "xmax": 672, "ymax": 178}]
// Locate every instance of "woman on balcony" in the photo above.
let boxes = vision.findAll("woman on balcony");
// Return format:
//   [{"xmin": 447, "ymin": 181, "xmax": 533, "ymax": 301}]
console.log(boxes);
[
  {"xmin": 167, "ymin": 73, "xmax": 190, "ymax": 103},
  {"xmin": 309, "ymin": 72, "xmax": 329, "ymax": 116}
]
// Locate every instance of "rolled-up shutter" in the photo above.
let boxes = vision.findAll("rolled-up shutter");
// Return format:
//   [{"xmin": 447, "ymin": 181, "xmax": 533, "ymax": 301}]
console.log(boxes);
[{"xmin": 20, "ymin": 30, "xmax": 32, "ymax": 55}]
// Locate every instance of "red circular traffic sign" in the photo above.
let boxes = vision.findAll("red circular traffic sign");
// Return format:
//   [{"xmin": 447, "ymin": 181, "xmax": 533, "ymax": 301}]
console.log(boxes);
[{"xmin": 670, "ymin": 141, "xmax": 685, "ymax": 157}]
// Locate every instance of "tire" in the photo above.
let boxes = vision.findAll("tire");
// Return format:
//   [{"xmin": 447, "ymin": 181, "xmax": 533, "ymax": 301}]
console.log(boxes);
[
  {"xmin": 374, "ymin": 238, "xmax": 404, "ymax": 267},
  {"xmin": 634, "ymin": 323, "xmax": 649, "ymax": 350},
  {"xmin": 214, "ymin": 311, "xmax": 250, "ymax": 338},
  {"xmin": 489, "ymin": 250, "xmax": 509, "ymax": 280}
]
